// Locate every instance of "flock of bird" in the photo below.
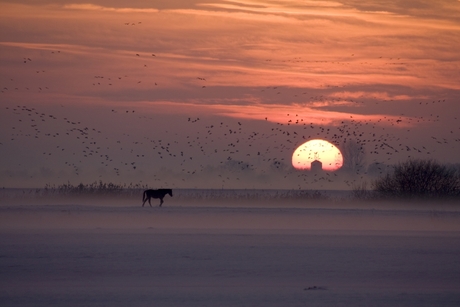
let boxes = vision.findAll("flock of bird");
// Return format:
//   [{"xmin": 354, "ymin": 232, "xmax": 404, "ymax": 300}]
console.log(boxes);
[
  {"xmin": 1, "ymin": 21, "xmax": 459, "ymax": 189},
  {"xmin": 3, "ymin": 99, "xmax": 458, "ymax": 189}
]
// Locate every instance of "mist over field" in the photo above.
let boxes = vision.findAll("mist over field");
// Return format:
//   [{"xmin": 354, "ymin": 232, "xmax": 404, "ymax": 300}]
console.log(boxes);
[{"xmin": 2, "ymin": 189, "xmax": 460, "ymax": 307}]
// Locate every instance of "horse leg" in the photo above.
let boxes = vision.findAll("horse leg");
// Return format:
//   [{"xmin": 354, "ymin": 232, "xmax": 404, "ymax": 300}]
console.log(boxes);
[
  {"xmin": 148, "ymin": 197, "xmax": 152, "ymax": 207},
  {"xmin": 159, "ymin": 198, "xmax": 163, "ymax": 207}
]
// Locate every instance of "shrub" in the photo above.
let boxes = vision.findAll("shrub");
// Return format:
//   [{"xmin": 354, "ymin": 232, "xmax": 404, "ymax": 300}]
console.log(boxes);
[
  {"xmin": 351, "ymin": 181, "xmax": 374, "ymax": 200},
  {"xmin": 42, "ymin": 181, "xmax": 147, "ymax": 197},
  {"xmin": 373, "ymin": 159, "xmax": 460, "ymax": 200}
]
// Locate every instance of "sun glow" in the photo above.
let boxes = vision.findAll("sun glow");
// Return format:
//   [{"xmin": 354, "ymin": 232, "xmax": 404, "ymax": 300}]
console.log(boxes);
[{"xmin": 292, "ymin": 139, "xmax": 343, "ymax": 171}]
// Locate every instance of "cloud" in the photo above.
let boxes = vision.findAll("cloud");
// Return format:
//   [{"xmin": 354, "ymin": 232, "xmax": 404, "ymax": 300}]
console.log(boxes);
[
  {"xmin": 327, "ymin": 91, "xmax": 416, "ymax": 101},
  {"xmin": 138, "ymin": 99, "xmax": 415, "ymax": 127},
  {"xmin": 63, "ymin": 4, "xmax": 159, "ymax": 13}
]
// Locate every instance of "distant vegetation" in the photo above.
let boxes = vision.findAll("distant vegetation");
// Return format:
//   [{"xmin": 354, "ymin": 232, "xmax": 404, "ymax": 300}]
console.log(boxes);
[
  {"xmin": 0, "ymin": 181, "xmax": 332, "ymax": 204},
  {"xmin": 40, "ymin": 182, "xmax": 330, "ymax": 202},
  {"xmin": 5, "ymin": 160, "xmax": 459, "ymax": 204},
  {"xmin": 354, "ymin": 159, "xmax": 460, "ymax": 201},
  {"xmin": 42, "ymin": 181, "xmax": 147, "ymax": 197}
]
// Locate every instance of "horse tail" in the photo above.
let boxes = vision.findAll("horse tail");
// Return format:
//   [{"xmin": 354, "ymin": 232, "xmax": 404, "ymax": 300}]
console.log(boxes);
[{"xmin": 142, "ymin": 190, "xmax": 147, "ymax": 202}]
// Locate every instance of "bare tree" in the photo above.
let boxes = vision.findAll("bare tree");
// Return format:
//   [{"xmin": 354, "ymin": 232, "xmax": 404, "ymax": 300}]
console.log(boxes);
[
  {"xmin": 373, "ymin": 159, "xmax": 460, "ymax": 199},
  {"xmin": 341, "ymin": 139, "xmax": 366, "ymax": 173},
  {"xmin": 351, "ymin": 181, "xmax": 374, "ymax": 200}
]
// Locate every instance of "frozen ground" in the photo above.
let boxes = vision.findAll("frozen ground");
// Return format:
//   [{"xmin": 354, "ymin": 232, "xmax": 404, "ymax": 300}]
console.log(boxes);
[{"xmin": 1, "ymin": 191, "xmax": 460, "ymax": 306}]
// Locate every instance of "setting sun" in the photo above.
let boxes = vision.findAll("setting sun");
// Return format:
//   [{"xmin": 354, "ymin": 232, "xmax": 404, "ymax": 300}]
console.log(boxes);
[{"xmin": 292, "ymin": 139, "xmax": 343, "ymax": 171}]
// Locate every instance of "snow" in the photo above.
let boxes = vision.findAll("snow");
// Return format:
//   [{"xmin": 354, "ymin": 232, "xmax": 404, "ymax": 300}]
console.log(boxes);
[{"xmin": 1, "ymin": 191, "xmax": 460, "ymax": 306}]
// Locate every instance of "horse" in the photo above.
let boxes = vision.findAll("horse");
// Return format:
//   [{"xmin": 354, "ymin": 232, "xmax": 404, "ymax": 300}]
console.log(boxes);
[{"xmin": 142, "ymin": 189, "xmax": 173, "ymax": 207}]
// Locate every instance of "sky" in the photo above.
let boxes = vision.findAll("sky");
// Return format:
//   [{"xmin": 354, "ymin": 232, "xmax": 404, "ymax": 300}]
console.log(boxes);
[{"xmin": 1, "ymin": 0, "xmax": 460, "ymax": 189}]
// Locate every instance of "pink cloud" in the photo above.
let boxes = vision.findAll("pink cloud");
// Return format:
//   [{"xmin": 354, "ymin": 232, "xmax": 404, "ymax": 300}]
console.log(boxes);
[{"xmin": 63, "ymin": 4, "xmax": 159, "ymax": 13}]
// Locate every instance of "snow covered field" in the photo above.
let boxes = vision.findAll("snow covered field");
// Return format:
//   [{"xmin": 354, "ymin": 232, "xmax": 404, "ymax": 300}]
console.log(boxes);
[{"xmin": 1, "ymin": 191, "xmax": 460, "ymax": 306}]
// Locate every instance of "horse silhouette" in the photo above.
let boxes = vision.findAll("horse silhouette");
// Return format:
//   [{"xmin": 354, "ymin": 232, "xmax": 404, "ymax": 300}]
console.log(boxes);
[{"xmin": 142, "ymin": 189, "xmax": 173, "ymax": 207}]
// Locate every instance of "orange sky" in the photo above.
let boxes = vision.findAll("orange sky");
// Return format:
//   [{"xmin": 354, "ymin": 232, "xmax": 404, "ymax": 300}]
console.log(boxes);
[{"xmin": 1, "ymin": 0, "xmax": 459, "ymax": 189}]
